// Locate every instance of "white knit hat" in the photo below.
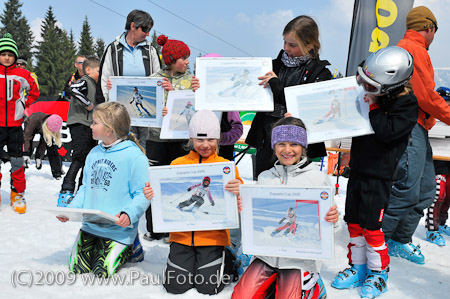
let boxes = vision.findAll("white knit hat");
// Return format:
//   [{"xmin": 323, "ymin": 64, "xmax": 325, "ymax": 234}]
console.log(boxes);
[{"xmin": 189, "ymin": 110, "xmax": 220, "ymax": 139}]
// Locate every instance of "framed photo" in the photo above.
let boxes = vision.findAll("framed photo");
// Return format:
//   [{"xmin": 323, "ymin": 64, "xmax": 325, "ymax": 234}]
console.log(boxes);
[
  {"xmin": 160, "ymin": 90, "xmax": 222, "ymax": 139},
  {"xmin": 149, "ymin": 162, "xmax": 239, "ymax": 232},
  {"xmin": 285, "ymin": 76, "xmax": 374, "ymax": 144},
  {"xmin": 109, "ymin": 76, "xmax": 164, "ymax": 127},
  {"xmin": 240, "ymin": 185, "xmax": 334, "ymax": 260},
  {"xmin": 195, "ymin": 57, "xmax": 273, "ymax": 111},
  {"xmin": 44, "ymin": 207, "xmax": 133, "ymax": 228}
]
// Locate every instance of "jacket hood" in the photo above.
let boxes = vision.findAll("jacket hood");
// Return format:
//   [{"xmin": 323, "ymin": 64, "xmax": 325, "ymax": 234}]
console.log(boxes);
[
  {"xmin": 270, "ymin": 157, "xmax": 315, "ymax": 181},
  {"xmin": 404, "ymin": 29, "xmax": 430, "ymax": 49},
  {"xmin": 99, "ymin": 139, "xmax": 139, "ymax": 153}
]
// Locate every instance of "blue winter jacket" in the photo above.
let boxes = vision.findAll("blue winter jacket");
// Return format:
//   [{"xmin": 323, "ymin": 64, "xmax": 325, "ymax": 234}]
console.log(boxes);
[{"xmin": 68, "ymin": 140, "xmax": 150, "ymax": 245}]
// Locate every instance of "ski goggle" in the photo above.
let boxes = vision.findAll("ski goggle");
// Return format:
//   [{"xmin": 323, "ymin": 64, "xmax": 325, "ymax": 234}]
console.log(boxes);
[{"xmin": 356, "ymin": 66, "xmax": 382, "ymax": 94}]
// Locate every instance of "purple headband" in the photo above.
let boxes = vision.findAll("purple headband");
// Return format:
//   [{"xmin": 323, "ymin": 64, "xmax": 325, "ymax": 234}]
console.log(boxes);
[{"xmin": 271, "ymin": 125, "xmax": 308, "ymax": 149}]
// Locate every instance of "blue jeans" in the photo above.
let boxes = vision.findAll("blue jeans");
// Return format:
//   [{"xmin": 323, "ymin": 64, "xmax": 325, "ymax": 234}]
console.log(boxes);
[{"xmin": 382, "ymin": 124, "xmax": 436, "ymax": 243}]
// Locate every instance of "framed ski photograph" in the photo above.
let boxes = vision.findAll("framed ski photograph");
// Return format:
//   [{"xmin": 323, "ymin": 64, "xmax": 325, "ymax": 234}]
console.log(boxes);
[
  {"xmin": 149, "ymin": 162, "xmax": 239, "ymax": 232},
  {"xmin": 44, "ymin": 207, "xmax": 133, "ymax": 228},
  {"xmin": 285, "ymin": 76, "xmax": 374, "ymax": 144},
  {"xmin": 159, "ymin": 91, "xmax": 223, "ymax": 139},
  {"xmin": 240, "ymin": 185, "xmax": 334, "ymax": 260},
  {"xmin": 109, "ymin": 76, "xmax": 164, "ymax": 127},
  {"xmin": 195, "ymin": 57, "xmax": 274, "ymax": 111}
]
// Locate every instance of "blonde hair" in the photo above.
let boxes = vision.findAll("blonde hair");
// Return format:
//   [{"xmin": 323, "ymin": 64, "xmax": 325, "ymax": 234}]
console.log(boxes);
[
  {"xmin": 283, "ymin": 15, "xmax": 321, "ymax": 59},
  {"xmin": 93, "ymin": 102, "xmax": 145, "ymax": 153},
  {"xmin": 42, "ymin": 121, "xmax": 62, "ymax": 147}
]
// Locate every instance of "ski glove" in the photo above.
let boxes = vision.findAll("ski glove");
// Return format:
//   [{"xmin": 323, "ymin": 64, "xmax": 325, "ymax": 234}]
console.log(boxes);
[
  {"xmin": 36, "ymin": 158, "xmax": 42, "ymax": 170},
  {"xmin": 23, "ymin": 156, "xmax": 31, "ymax": 168},
  {"xmin": 210, "ymin": 201, "xmax": 215, "ymax": 206},
  {"xmin": 187, "ymin": 187, "xmax": 192, "ymax": 192}
]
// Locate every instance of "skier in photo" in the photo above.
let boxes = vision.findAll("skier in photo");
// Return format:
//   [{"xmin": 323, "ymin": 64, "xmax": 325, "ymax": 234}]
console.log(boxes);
[
  {"xmin": 130, "ymin": 87, "xmax": 152, "ymax": 117},
  {"xmin": 218, "ymin": 69, "xmax": 252, "ymax": 97},
  {"xmin": 271, "ymin": 207, "xmax": 297, "ymax": 236},
  {"xmin": 177, "ymin": 176, "xmax": 215, "ymax": 211},
  {"xmin": 314, "ymin": 95, "xmax": 341, "ymax": 124},
  {"xmin": 177, "ymin": 101, "xmax": 195, "ymax": 124}
]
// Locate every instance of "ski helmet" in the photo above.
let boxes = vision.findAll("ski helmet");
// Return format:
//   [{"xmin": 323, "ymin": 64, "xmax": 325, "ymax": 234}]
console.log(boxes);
[
  {"xmin": 187, "ymin": 101, "xmax": 192, "ymax": 106},
  {"xmin": 437, "ymin": 87, "xmax": 450, "ymax": 101},
  {"xmin": 356, "ymin": 46, "xmax": 413, "ymax": 96},
  {"xmin": 287, "ymin": 207, "xmax": 295, "ymax": 216},
  {"xmin": 203, "ymin": 176, "xmax": 211, "ymax": 184}
]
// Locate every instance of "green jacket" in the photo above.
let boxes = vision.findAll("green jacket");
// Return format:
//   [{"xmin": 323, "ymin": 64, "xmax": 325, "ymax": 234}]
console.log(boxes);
[{"xmin": 66, "ymin": 75, "xmax": 98, "ymax": 127}]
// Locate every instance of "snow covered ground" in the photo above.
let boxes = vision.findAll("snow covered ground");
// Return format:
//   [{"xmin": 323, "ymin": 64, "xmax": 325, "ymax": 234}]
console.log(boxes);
[{"xmin": 1, "ymin": 154, "xmax": 450, "ymax": 299}]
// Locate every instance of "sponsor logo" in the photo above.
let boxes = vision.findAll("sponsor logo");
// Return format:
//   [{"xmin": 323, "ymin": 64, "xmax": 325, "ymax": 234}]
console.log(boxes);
[
  {"xmin": 157, "ymin": 81, "xmax": 162, "ymax": 86},
  {"xmin": 379, "ymin": 209, "xmax": 384, "ymax": 222},
  {"xmin": 320, "ymin": 191, "xmax": 329, "ymax": 200},
  {"xmin": 223, "ymin": 166, "xmax": 231, "ymax": 174}
]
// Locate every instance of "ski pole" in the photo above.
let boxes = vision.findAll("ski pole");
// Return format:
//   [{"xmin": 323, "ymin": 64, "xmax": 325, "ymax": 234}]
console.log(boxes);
[{"xmin": 169, "ymin": 190, "xmax": 190, "ymax": 204}]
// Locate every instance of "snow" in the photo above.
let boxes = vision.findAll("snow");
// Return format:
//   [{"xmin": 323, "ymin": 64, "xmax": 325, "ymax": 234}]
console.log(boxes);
[{"xmin": 1, "ymin": 155, "xmax": 450, "ymax": 299}]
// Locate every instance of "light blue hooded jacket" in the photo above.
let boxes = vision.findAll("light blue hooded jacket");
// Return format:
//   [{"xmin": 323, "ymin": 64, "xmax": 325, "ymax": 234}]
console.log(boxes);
[{"xmin": 68, "ymin": 140, "xmax": 150, "ymax": 245}]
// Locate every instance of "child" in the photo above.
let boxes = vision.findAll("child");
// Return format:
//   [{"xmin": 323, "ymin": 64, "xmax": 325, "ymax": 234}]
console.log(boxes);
[
  {"xmin": 331, "ymin": 46, "xmax": 418, "ymax": 298},
  {"xmin": 144, "ymin": 110, "xmax": 243, "ymax": 295},
  {"xmin": 177, "ymin": 176, "xmax": 214, "ymax": 211},
  {"xmin": 178, "ymin": 101, "xmax": 195, "ymax": 124},
  {"xmin": 57, "ymin": 102, "xmax": 150, "ymax": 277},
  {"xmin": 271, "ymin": 207, "xmax": 296, "ymax": 236},
  {"xmin": 0, "ymin": 33, "xmax": 39, "ymax": 213},
  {"xmin": 143, "ymin": 34, "xmax": 199, "ymax": 242},
  {"xmin": 130, "ymin": 86, "xmax": 152, "ymax": 118},
  {"xmin": 58, "ymin": 56, "xmax": 100, "ymax": 207},
  {"xmin": 232, "ymin": 116, "xmax": 338, "ymax": 299},
  {"xmin": 23, "ymin": 113, "xmax": 64, "ymax": 179},
  {"xmin": 425, "ymin": 87, "xmax": 450, "ymax": 246},
  {"xmin": 246, "ymin": 15, "xmax": 332, "ymax": 178}
]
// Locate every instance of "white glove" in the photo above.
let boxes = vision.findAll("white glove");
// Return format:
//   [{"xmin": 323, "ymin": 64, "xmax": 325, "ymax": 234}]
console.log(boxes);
[
  {"xmin": 23, "ymin": 156, "xmax": 31, "ymax": 168},
  {"xmin": 35, "ymin": 158, "xmax": 42, "ymax": 170}
]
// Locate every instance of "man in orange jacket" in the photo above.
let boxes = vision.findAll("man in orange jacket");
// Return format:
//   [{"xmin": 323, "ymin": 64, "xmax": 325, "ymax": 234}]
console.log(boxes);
[{"xmin": 383, "ymin": 6, "xmax": 450, "ymax": 265}]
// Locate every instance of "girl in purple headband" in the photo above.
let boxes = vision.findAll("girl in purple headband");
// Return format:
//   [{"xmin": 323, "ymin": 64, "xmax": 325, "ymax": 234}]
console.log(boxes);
[{"xmin": 232, "ymin": 116, "xmax": 339, "ymax": 299}]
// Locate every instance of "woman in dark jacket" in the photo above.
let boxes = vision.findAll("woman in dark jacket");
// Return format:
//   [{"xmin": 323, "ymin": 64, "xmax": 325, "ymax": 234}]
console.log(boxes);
[{"xmin": 246, "ymin": 15, "xmax": 332, "ymax": 178}]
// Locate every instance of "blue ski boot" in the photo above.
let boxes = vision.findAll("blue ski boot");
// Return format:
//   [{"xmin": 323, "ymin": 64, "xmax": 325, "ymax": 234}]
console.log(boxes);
[
  {"xmin": 387, "ymin": 239, "xmax": 425, "ymax": 264},
  {"xmin": 331, "ymin": 264, "xmax": 367, "ymax": 289},
  {"xmin": 426, "ymin": 230, "xmax": 446, "ymax": 246},
  {"xmin": 317, "ymin": 274, "xmax": 327, "ymax": 299},
  {"xmin": 360, "ymin": 268, "xmax": 388, "ymax": 298},
  {"xmin": 57, "ymin": 191, "xmax": 74, "ymax": 207},
  {"xmin": 128, "ymin": 234, "xmax": 144, "ymax": 263},
  {"xmin": 439, "ymin": 224, "xmax": 450, "ymax": 236}
]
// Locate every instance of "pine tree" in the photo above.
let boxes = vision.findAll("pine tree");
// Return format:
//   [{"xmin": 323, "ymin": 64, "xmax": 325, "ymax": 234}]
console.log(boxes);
[
  {"xmin": 0, "ymin": 0, "xmax": 34, "ymax": 60},
  {"xmin": 35, "ymin": 6, "xmax": 69, "ymax": 96},
  {"xmin": 78, "ymin": 15, "xmax": 94, "ymax": 56},
  {"xmin": 94, "ymin": 37, "xmax": 105, "ymax": 59}
]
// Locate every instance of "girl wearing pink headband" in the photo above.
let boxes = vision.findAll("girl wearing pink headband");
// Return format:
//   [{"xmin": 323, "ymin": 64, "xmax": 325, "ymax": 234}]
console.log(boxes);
[{"xmin": 232, "ymin": 117, "xmax": 339, "ymax": 299}]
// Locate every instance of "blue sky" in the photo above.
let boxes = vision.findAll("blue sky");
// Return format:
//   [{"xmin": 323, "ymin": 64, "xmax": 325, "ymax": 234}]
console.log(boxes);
[{"xmin": 18, "ymin": 0, "xmax": 450, "ymax": 74}]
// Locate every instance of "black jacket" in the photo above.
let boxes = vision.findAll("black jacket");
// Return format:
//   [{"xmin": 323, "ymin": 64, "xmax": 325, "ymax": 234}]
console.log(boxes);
[
  {"xmin": 245, "ymin": 50, "xmax": 332, "ymax": 158},
  {"xmin": 350, "ymin": 93, "xmax": 418, "ymax": 180}
]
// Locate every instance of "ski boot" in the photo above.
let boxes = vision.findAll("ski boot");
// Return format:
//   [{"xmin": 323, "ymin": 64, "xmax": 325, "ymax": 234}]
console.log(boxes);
[
  {"xmin": 57, "ymin": 190, "xmax": 74, "ymax": 207},
  {"xmin": 360, "ymin": 268, "xmax": 388, "ymax": 298},
  {"xmin": 387, "ymin": 239, "xmax": 425, "ymax": 264},
  {"xmin": 331, "ymin": 264, "xmax": 367, "ymax": 289},
  {"xmin": 426, "ymin": 230, "xmax": 446, "ymax": 246},
  {"xmin": 128, "ymin": 234, "xmax": 144, "ymax": 263},
  {"xmin": 439, "ymin": 225, "xmax": 450, "ymax": 236},
  {"xmin": 11, "ymin": 190, "xmax": 26, "ymax": 214},
  {"xmin": 317, "ymin": 274, "xmax": 327, "ymax": 299}
]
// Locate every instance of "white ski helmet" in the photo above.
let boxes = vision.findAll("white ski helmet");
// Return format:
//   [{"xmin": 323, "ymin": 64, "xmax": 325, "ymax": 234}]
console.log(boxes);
[{"xmin": 357, "ymin": 46, "xmax": 413, "ymax": 96}]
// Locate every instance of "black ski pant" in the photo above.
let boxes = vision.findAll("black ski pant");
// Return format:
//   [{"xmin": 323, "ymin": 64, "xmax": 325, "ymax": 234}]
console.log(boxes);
[{"xmin": 163, "ymin": 242, "xmax": 230, "ymax": 295}]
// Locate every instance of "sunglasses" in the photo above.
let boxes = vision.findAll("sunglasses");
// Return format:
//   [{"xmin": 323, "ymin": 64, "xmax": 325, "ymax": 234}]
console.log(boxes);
[
  {"xmin": 356, "ymin": 66, "xmax": 382, "ymax": 94},
  {"xmin": 76, "ymin": 61, "xmax": 84, "ymax": 64},
  {"xmin": 140, "ymin": 26, "xmax": 151, "ymax": 33},
  {"xmin": 16, "ymin": 62, "xmax": 26, "ymax": 66}
]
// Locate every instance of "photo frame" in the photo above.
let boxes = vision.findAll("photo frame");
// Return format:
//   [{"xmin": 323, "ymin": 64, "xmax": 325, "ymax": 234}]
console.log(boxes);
[
  {"xmin": 240, "ymin": 185, "xmax": 334, "ymax": 260},
  {"xmin": 195, "ymin": 57, "xmax": 274, "ymax": 111},
  {"xmin": 109, "ymin": 76, "xmax": 164, "ymax": 127},
  {"xmin": 285, "ymin": 76, "xmax": 374, "ymax": 144},
  {"xmin": 44, "ymin": 207, "xmax": 133, "ymax": 228},
  {"xmin": 160, "ymin": 90, "xmax": 222, "ymax": 139},
  {"xmin": 149, "ymin": 162, "xmax": 239, "ymax": 232}
]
